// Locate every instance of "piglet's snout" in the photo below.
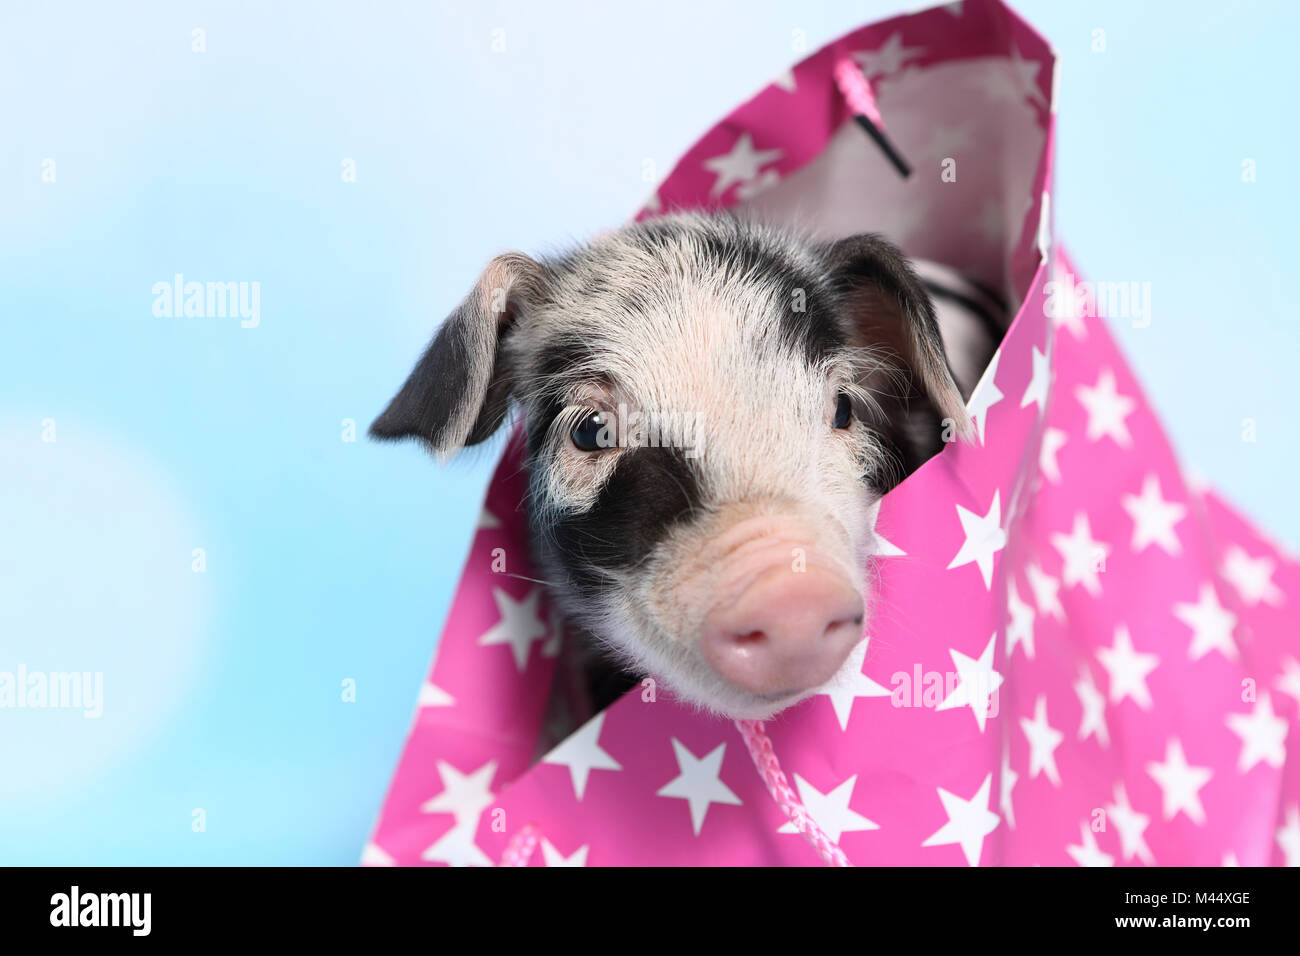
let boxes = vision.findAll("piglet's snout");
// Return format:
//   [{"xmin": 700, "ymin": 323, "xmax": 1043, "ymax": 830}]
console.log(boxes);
[{"xmin": 701, "ymin": 551, "xmax": 864, "ymax": 699}]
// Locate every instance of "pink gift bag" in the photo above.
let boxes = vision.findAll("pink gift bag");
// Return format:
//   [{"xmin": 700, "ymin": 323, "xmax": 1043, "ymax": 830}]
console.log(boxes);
[{"xmin": 363, "ymin": 0, "xmax": 1299, "ymax": 866}]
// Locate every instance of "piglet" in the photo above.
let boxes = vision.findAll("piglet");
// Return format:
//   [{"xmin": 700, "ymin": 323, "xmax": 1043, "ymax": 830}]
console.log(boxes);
[{"xmin": 372, "ymin": 213, "xmax": 987, "ymax": 721}]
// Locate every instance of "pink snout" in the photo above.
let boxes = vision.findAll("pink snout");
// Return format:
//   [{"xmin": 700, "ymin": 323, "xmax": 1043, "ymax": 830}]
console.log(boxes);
[{"xmin": 701, "ymin": 553, "xmax": 865, "ymax": 699}]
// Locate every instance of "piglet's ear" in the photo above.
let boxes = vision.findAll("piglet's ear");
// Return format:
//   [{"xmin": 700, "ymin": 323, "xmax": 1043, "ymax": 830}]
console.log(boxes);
[
  {"xmin": 370, "ymin": 252, "xmax": 548, "ymax": 456},
  {"xmin": 822, "ymin": 234, "xmax": 973, "ymax": 442}
]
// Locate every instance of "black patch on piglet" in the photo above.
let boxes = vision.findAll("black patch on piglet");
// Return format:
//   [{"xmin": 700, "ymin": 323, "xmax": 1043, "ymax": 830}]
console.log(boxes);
[{"xmin": 536, "ymin": 445, "xmax": 704, "ymax": 597}]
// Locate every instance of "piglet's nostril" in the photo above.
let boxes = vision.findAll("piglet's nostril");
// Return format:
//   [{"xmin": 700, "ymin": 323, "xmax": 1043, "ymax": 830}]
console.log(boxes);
[
  {"xmin": 701, "ymin": 561, "xmax": 865, "ymax": 699},
  {"xmin": 823, "ymin": 617, "xmax": 864, "ymax": 646}
]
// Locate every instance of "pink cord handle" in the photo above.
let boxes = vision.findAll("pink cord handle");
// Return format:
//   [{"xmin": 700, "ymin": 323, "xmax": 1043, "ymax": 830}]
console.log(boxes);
[
  {"xmin": 500, "ymin": 823, "xmax": 540, "ymax": 867},
  {"xmin": 832, "ymin": 57, "xmax": 885, "ymax": 128},
  {"xmin": 735, "ymin": 719, "xmax": 853, "ymax": 866},
  {"xmin": 832, "ymin": 55, "xmax": 911, "ymax": 178}
]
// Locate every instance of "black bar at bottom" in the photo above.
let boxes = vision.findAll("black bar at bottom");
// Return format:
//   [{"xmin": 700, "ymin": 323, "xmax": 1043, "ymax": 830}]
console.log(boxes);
[{"xmin": 0, "ymin": 864, "xmax": 1280, "ymax": 942}]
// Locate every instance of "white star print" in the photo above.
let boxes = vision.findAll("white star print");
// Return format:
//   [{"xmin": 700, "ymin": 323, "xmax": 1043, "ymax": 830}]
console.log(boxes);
[
  {"xmin": 1005, "ymin": 579, "xmax": 1035, "ymax": 660},
  {"xmin": 1025, "ymin": 562, "xmax": 1064, "ymax": 621},
  {"xmin": 541, "ymin": 712, "xmax": 622, "ymax": 800},
  {"xmin": 965, "ymin": 350, "xmax": 1004, "ymax": 445},
  {"xmin": 1096, "ymin": 624, "xmax": 1159, "ymax": 710},
  {"xmin": 1221, "ymin": 546, "xmax": 1284, "ymax": 607},
  {"xmin": 772, "ymin": 69, "xmax": 797, "ymax": 93},
  {"xmin": 1020, "ymin": 345, "xmax": 1050, "ymax": 415},
  {"xmin": 478, "ymin": 587, "xmax": 549, "ymax": 671},
  {"xmin": 1122, "ymin": 475, "xmax": 1187, "ymax": 555},
  {"xmin": 420, "ymin": 759, "xmax": 498, "ymax": 826},
  {"xmin": 1277, "ymin": 805, "xmax": 1300, "ymax": 866},
  {"xmin": 1276, "ymin": 657, "xmax": 1300, "ymax": 709},
  {"xmin": 1046, "ymin": 262, "xmax": 1087, "ymax": 335},
  {"xmin": 1076, "ymin": 368, "xmax": 1136, "ymax": 446},
  {"xmin": 418, "ymin": 681, "xmax": 455, "ymax": 708},
  {"xmin": 360, "ymin": 842, "xmax": 396, "ymax": 866},
  {"xmin": 422, "ymin": 821, "xmax": 492, "ymax": 867},
  {"xmin": 736, "ymin": 168, "xmax": 781, "ymax": 201},
  {"xmin": 777, "ymin": 774, "xmax": 878, "ymax": 843},
  {"xmin": 1147, "ymin": 738, "xmax": 1212, "ymax": 825},
  {"xmin": 1106, "ymin": 782, "xmax": 1154, "ymax": 864},
  {"xmin": 1066, "ymin": 822, "xmax": 1114, "ymax": 867},
  {"xmin": 1039, "ymin": 427, "xmax": 1067, "ymax": 484},
  {"xmin": 946, "ymin": 490, "xmax": 1007, "ymax": 589},
  {"xmin": 853, "ymin": 32, "xmax": 925, "ymax": 78},
  {"xmin": 703, "ymin": 132, "xmax": 783, "ymax": 198},
  {"xmin": 819, "ymin": 640, "xmax": 890, "ymax": 732},
  {"xmin": 1019, "ymin": 695, "xmax": 1064, "ymax": 786},
  {"xmin": 937, "ymin": 633, "xmax": 1004, "ymax": 732},
  {"xmin": 657, "ymin": 739, "xmax": 742, "ymax": 835},
  {"xmin": 540, "ymin": 840, "xmax": 589, "ymax": 867},
  {"xmin": 969, "ymin": 43, "xmax": 1046, "ymax": 108},
  {"xmin": 1053, "ymin": 310, "xmax": 1089, "ymax": 341},
  {"xmin": 1173, "ymin": 583, "xmax": 1239, "ymax": 661},
  {"xmin": 1007, "ymin": 42, "xmax": 1048, "ymax": 107},
  {"xmin": 921, "ymin": 774, "xmax": 1000, "ymax": 866},
  {"xmin": 1074, "ymin": 665, "xmax": 1109, "ymax": 747},
  {"xmin": 476, "ymin": 507, "xmax": 500, "ymax": 530},
  {"xmin": 1051, "ymin": 512, "xmax": 1111, "ymax": 596},
  {"xmin": 1225, "ymin": 693, "xmax": 1288, "ymax": 773},
  {"xmin": 874, "ymin": 531, "xmax": 905, "ymax": 556},
  {"xmin": 1000, "ymin": 744, "xmax": 1019, "ymax": 829}
]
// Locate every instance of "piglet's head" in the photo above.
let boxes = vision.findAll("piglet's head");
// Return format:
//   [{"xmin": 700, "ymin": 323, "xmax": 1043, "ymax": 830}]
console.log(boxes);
[{"xmin": 373, "ymin": 214, "xmax": 969, "ymax": 719}]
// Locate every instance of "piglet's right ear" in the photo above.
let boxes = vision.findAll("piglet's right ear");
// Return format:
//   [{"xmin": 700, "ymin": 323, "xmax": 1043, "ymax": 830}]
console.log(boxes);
[
  {"xmin": 370, "ymin": 252, "xmax": 548, "ymax": 457},
  {"xmin": 822, "ymin": 234, "xmax": 973, "ymax": 442}
]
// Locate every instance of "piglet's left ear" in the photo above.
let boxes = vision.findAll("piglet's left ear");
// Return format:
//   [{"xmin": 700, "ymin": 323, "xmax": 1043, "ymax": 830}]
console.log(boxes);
[
  {"xmin": 370, "ymin": 252, "xmax": 548, "ymax": 457},
  {"xmin": 822, "ymin": 234, "xmax": 973, "ymax": 441}
]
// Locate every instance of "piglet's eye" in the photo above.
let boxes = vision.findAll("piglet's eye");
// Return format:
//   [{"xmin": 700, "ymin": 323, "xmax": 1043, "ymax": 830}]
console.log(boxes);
[
  {"xmin": 833, "ymin": 393, "xmax": 853, "ymax": 430},
  {"xmin": 571, "ymin": 410, "xmax": 612, "ymax": 452}
]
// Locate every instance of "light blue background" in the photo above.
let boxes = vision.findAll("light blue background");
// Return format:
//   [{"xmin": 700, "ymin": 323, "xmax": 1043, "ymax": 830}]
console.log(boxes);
[{"xmin": 2, "ymin": 1, "xmax": 1295, "ymax": 864}]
